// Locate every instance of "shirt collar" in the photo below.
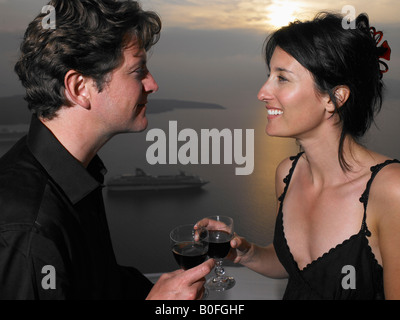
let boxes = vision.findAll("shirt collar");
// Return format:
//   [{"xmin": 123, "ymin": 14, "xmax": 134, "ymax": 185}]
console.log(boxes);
[{"xmin": 27, "ymin": 115, "xmax": 107, "ymax": 204}]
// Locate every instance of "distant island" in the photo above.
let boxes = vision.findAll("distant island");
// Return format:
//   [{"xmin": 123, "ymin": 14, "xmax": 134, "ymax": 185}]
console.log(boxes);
[{"xmin": 0, "ymin": 95, "xmax": 225, "ymax": 125}]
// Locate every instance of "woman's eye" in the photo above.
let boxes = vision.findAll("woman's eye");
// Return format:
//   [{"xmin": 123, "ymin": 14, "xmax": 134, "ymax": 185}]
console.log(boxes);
[
  {"xmin": 278, "ymin": 76, "xmax": 288, "ymax": 82},
  {"xmin": 267, "ymin": 74, "xmax": 288, "ymax": 83}
]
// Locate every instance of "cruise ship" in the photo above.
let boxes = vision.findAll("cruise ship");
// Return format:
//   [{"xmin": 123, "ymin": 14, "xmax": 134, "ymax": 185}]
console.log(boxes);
[{"xmin": 107, "ymin": 168, "xmax": 209, "ymax": 191}]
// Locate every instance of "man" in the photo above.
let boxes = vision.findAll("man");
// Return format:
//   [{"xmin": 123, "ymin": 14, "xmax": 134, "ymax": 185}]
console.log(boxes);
[{"xmin": 0, "ymin": 0, "xmax": 213, "ymax": 299}]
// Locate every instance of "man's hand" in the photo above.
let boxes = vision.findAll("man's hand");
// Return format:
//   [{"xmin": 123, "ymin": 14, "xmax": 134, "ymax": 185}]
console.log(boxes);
[{"xmin": 146, "ymin": 259, "xmax": 215, "ymax": 300}]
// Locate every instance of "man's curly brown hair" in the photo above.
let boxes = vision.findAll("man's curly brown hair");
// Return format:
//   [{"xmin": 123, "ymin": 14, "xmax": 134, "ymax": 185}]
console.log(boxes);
[{"xmin": 14, "ymin": 0, "xmax": 161, "ymax": 119}]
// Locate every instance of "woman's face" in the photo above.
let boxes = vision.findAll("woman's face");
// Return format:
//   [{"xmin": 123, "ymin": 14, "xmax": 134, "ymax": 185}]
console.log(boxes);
[{"xmin": 258, "ymin": 46, "xmax": 332, "ymax": 139}]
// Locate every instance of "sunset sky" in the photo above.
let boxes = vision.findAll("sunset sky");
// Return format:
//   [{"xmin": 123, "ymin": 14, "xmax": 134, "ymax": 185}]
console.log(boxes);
[
  {"xmin": 1, "ymin": 0, "xmax": 400, "ymax": 32},
  {"xmin": 0, "ymin": 0, "xmax": 399, "ymax": 106},
  {"xmin": 143, "ymin": 0, "xmax": 400, "ymax": 31}
]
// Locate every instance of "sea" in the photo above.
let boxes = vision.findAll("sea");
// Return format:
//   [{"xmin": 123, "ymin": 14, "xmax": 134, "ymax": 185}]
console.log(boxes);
[
  {"xmin": 101, "ymin": 104, "xmax": 299, "ymax": 274},
  {"xmin": 0, "ymin": 96, "xmax": 398, "ymax": 275}
]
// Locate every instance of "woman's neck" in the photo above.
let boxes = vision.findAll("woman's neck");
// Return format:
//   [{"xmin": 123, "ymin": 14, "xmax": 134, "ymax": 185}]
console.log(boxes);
[{"xmin": 297, "ymin": 133, "xmax": 371, "ymax": 188}]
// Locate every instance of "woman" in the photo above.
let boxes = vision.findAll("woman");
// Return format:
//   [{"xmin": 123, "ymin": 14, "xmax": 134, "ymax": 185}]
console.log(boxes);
[{"xmin": 199, "ymin": 12, "xmax": 400, "ymax": 299}]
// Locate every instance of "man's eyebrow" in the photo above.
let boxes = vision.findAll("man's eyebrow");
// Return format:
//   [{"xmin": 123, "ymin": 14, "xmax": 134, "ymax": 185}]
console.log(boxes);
[{"xmin": 128, "ymin": 58, "xmax": 147, "ymax": 71}]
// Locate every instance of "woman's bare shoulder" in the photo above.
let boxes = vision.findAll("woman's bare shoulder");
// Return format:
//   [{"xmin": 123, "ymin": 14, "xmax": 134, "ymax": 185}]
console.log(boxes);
[
  {"xmin": 367, "ymin": 154, "xmax": 400, "ymax": 224},
  {"xmin": 371, "ymin": 160, "xmax": 400, "ymax": 200}
]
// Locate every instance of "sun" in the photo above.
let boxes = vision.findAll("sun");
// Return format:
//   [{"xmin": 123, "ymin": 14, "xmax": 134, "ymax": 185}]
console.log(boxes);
[{"xmin": 265, "ymin": 0, "xmax": 302, "ymax": 29}]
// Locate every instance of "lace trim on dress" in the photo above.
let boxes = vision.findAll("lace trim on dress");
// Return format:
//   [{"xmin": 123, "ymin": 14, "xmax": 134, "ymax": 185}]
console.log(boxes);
[{"xmin": 278, "ymin": 153, "xmax": 303, "ymax": 203}]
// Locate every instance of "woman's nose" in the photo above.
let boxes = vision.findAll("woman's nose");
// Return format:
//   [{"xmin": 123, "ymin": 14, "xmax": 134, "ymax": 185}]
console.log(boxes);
[{"xmin": 257, "ymin": 80, "xmax": 273, "ymax": 102}]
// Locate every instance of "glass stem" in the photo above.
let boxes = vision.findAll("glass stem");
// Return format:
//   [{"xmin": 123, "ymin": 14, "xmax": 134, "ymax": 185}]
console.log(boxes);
[{"xmin": 214, "ymin": 259, "xmax": 225, "ymax": 278}]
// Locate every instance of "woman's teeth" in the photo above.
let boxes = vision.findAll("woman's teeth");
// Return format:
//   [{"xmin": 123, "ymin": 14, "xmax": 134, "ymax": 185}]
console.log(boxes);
[{"xmin": 268, "ymin": 109, "xmax": 283, "ymax": 115}]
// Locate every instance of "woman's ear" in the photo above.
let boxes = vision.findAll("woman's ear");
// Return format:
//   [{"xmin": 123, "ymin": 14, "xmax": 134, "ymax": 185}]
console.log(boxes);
[
  {"xmin": 64, "ymin": 70, "xmax": 91, "ymax": 109},
  {"xmin": 326, "ymin": 85, "xmax": 350, "ymax": 113}
]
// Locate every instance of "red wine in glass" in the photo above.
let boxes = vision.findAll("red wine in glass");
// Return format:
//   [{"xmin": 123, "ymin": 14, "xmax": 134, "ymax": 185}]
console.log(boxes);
[
  {"xmin": 170, "ymin": 224, "xmax": 209, "ymax": 270},
  {"xmin": 170, "ymin": 224, "xmax": 210, "ymax": 299},
  {"xmin": 172, "ymin": 241, "xmax": 208, "ymax": 270},
  {"xmin": 207, "ymin": 230, "xmax": 232, "ymax": 259}
]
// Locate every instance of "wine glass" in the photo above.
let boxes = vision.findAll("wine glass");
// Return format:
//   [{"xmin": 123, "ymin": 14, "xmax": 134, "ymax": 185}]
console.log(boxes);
[
  {"xmin": 204, "ymin": 215, "xmax": 236, "ymax": 291},
  {"xmin": 170, "ymin": 224, "xmax": 209, "ymax": 298}
]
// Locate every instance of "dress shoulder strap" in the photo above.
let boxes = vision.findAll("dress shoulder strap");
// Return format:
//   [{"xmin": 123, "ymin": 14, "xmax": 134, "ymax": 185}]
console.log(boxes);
[
  {"xmin": 359, "ymin": 158, "xmax": 400, "ymax": 235},
  {"xmin": 278, "ymin": 152, "xmax": 304, "ymax": 202}
]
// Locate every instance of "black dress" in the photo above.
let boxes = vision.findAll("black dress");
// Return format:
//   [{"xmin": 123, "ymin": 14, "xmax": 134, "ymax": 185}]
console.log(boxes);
[{"xmin": 273, "ymin": 152, "xmax": 399, "ymax": 300}]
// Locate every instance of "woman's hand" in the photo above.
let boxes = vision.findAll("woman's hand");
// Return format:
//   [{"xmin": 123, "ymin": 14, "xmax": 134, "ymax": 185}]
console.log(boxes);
[
  {"xmin": 228, "ymin": 234, "xmax": 253, "ymax": 265},
  {"xmin": 195, "ymin": 218, "xmax": 254, "ymax": 266}
]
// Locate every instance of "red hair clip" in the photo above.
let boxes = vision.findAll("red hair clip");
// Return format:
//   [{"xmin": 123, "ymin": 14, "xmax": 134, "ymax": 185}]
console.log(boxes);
[{"xmin": 370, "ymin": 27, "xmax": 391, "ymax": 74}]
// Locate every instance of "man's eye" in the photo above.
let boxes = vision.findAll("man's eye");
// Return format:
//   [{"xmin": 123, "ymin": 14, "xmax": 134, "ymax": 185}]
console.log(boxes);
[
  {"xmin": 131, "ymin": 66, "xmax": 148, "ymax": 79},
  {"xmin": 135, "ymin": 68, "xmax": 145, "ymax": 76}
]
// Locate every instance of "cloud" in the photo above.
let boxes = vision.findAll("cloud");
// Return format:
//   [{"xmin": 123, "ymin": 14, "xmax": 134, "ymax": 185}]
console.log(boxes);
[
  {"xmin": 2, "ymin": 0, "xmax": 399, "ymax": 33},
  {"xmin": 143, "ymin": 0, "xmax": 400, "ymax": 31},
  {"xmin": 144, "ymin": 0, "xmax": 274, "ymax": 31}
]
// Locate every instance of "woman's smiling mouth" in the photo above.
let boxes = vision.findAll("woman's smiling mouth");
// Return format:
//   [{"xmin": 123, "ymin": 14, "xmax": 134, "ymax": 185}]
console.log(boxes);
[{"xmin": 267, "ymin": 108, "xmax": 284, "ymax": 118}]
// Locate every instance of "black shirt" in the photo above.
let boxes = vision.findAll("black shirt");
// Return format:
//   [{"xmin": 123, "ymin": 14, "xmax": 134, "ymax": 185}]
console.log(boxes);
[{"xmin": 0, "ymin": 115, "xmax": 153, "ymax": 299}]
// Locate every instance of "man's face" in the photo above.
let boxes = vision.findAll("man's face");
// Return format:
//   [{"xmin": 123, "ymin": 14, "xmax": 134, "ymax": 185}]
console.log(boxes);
[{"xmin": 90, "ymin": 39, "xmax": 159, "ymax": 135}]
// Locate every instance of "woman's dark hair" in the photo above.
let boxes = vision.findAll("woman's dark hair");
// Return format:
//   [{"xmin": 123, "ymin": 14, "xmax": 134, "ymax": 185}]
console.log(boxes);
[
  {"xmin": 14, "ymin": 0, "xmax": 161, "ymax": 119},
  {"xmin": 264, "ymin": 12, "xmax": 387, "ymax": 171}
]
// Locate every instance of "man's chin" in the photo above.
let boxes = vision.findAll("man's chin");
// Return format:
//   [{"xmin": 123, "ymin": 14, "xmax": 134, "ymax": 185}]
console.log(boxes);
[
  {"xmin": 112, "ymin": 120, "xmax": 148, "ymax": 136},
  {"xmin": 131, "ymin": 106, "xmax": 148, "ymax": 132},
  {"xmin": 131, "ymin": 118, "xmax": 148, "ymax": 133}
]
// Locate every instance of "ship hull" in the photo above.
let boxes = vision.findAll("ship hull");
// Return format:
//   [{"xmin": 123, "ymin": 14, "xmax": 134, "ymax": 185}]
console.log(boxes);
[
  {"xmin": 107, "ymin": 182, "xmax": 208, "ymax": 191},
  {"xmin": 106, "ymin": 169, "xmax": 208, "ymax": 192}
]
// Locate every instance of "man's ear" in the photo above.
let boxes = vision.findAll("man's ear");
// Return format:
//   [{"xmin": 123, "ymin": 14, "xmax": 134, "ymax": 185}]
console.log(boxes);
[
  {"xmin": 326, "ymin": 85, "xmax": 350, "ymax": 113},
  {"xmin": 64, "ymin": 70, "xmax": 91, "ymax": 109}
]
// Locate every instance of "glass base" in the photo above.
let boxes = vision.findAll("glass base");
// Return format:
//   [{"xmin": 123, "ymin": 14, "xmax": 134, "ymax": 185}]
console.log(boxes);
[{"xmin": 206, "ymin": 275, "xmax": 236, "ymax": 291}]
